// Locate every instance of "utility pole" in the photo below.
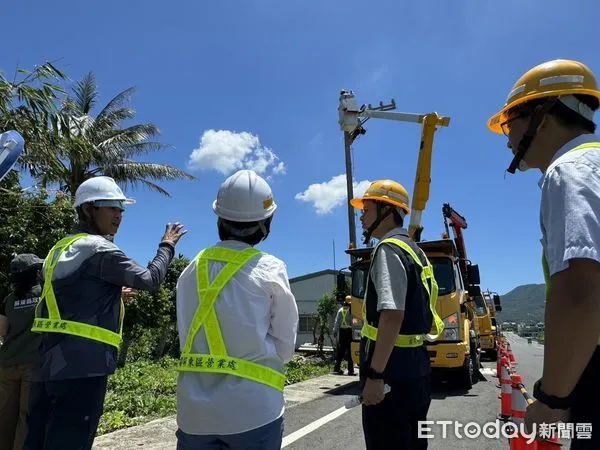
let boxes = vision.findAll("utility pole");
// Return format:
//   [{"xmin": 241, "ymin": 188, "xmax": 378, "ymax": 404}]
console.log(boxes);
[
  {"xmin": 343, "ymin": 130, "xmax": 357, "ymax": 254},
  {"xmin": 338, "ymin": 90, "xmax": 396, "ymax": 262}
]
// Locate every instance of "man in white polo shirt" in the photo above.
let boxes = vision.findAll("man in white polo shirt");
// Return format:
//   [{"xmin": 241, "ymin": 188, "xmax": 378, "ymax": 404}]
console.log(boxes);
[
  {"xmin": 175, "ymin": 169, "xmax": 298, "ymax": 449},
  {"xmin": 488, "ymin": 59, "xmax": 600, "ymax": 449}
]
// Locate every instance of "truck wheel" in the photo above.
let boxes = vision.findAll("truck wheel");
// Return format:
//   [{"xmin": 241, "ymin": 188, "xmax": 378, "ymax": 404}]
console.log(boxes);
[
  {"xmin": 460, "ymin": 352, "xmax": 474, "ymax": 390},
  {"xmin": 488, "ymin": 349, "xmax": 498, "ymax": 361}
]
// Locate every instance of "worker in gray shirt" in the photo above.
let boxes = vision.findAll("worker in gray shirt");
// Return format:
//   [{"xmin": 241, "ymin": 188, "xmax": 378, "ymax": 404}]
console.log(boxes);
[
  {"xmin": 23, "ymin": 176, "xmax": 187, "ymax": 450},
  {"xmin": 350, "ymin": 179, "xmax": 443, "ymax": 450}
]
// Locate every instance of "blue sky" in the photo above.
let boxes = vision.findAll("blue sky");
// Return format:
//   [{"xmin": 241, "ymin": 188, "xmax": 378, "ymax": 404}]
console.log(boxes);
[{"xmin": 4, "ymin": 0, "xmax": 600, "ymax": 295}]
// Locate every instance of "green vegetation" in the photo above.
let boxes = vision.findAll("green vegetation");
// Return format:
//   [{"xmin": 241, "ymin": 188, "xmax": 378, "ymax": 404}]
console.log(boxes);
[
  {"xmin": 98, "ymin": 353, "xmax": 334, "ymax": 435},
  {"xmin": 496, "ymin": 284, "xmax": 546, "ymax": 323},
  {"xmin": 0, "ymin": 172, "xmax": 76, "ymax": 299}
]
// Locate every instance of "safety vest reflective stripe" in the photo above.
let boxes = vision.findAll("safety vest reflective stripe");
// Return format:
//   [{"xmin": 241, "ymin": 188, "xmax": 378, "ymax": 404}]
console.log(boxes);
[
  {"xmin": 361, "ymin": 237, "xmax": 445, "ymax": 347},
  {"xmin": 340, "ymin": 308, "xmax": 350, "ymax": 328},
  {"xmin": 177, "ymin": 246, "xmax": 287, "ymax": 392},
  {"xmin": 31, "ymin": 233, "xmax": 125, "ymax": 349},
  {"xmin": 541, "ymin": 141, "xmax": 600, "ymax": 346},
  {"xmin": 177, "ymin": 354, "xmax": 286, "ymax": 390}
]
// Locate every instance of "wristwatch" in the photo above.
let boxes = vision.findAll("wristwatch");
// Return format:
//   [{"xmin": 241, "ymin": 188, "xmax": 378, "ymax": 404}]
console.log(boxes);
[
  {"xmin": 366, "ymin": 367, "xmax": 385, "ymax": 380},
  {"xmin": 533, "ymin": 379, "xmax": 573, "ymax": 410}
]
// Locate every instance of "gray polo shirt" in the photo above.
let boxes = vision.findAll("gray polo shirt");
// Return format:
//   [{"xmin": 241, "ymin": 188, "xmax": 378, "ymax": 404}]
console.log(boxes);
[
  {"xmin": 539, "ymin": 134, "xmax": 600, "ymax": 277},
  {"xmin": 370, "ymin": 227, "xmax": 409, "ymax": 312}
]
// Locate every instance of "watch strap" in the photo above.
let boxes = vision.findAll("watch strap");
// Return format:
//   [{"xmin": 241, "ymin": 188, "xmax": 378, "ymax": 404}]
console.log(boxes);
[
  {"xmin": 366, "ymin": 367, "xmax": 385, "ymax": 380},
  {"xmin": 533, "ymin": 379, "xmax": 573, "ymax": 409}
]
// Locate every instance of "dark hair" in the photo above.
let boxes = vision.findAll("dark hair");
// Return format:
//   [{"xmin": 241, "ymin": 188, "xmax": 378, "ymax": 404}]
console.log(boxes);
[
  {"xmin": 218, "ymin": 217, "xmax": 273, "ymax": 246},
  {"xmin": 510, "ymin": 94, "xmax": 598, "ymax": 133},
  {"xmin": 11, "ymin": 267, "xmax": 41, "ymax": 298}
]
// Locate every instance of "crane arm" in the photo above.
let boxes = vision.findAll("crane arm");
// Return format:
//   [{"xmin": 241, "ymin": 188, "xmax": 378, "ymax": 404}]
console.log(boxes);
[
  {"xmin": 409, "ymin": 113, "xmax": 450, "ymax": 241},
  {"xmin": 442, "ymin": 202, "xmax": 470, "ymax": 284}
]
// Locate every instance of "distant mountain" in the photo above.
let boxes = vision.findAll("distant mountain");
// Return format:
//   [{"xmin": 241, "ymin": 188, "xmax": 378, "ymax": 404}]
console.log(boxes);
[{"xmin": 496, "ymin": 284, "xmax": 546, "ymax": 323}]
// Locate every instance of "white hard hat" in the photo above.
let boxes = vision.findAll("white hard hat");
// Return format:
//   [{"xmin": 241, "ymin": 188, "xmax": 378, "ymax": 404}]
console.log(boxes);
[
  {"xmin": 212, "ymin": 170, "xmax": 277, "ymax": 222},
  {"xmin": 74, "ymin": 176, "xmax": 135, "ymax": 209}
]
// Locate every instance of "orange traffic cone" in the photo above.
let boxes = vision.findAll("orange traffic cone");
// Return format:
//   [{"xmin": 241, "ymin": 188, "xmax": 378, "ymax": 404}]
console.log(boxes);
[
  {"xmin": 497, "ymin": 357, "xmax": 512, "ymax": 421},
  {"xmin": 509, "ymin": 374, "xmax": 538, "ymax": 450},
  {"xmin": 508, "ymin": 348, "xmax": 517, "ymax": 369},
  {"xmin": 496, "ymin": 350, "xmax": 505, "ymax": 379}
]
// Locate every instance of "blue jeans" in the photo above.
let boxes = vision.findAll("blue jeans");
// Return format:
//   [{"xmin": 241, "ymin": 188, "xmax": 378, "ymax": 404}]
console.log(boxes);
[{"xmin": 176, "ymin": 416, "xmax": 284, "ymax": 450}]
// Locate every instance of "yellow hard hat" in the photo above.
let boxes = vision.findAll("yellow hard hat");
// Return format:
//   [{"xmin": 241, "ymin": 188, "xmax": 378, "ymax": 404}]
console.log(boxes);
[
  {"xmin": 488, "ymin": 59, "xmax": 600, "ymax": 133},
  {"xmin": 350, "ymin": 179, "xmax": 410, "ymax": 214}
]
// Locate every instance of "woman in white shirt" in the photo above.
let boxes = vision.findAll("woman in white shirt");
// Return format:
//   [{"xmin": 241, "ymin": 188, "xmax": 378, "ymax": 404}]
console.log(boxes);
[{"xmin": 175, "ymin": 169, "xmax": 298, "ymax": 450}]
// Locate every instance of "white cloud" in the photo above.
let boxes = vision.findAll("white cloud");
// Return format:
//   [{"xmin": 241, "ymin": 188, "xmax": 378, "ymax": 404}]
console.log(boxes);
[
  {"xmin": 295, "ymin": 174, "xmax": 371, "ymax": 215},
  {"xmin": 188, "ymin": 129, "xmax": 286, "ymax": 177}
]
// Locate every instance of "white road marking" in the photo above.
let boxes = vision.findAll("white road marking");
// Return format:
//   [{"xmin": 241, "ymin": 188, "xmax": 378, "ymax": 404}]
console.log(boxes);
[
  {"xmin": 480, "ymin": 367, "xmax": 496, "ymax": 376},
  {"xmin": 282, "ymin": 406, "xmax": 350, "ymax": 448}
]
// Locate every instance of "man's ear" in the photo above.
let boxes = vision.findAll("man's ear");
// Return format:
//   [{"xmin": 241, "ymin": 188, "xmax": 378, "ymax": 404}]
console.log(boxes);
[
  {"xmin": 536, "ymin": 114, "xmax": 552, "ymax": 133},
  {"xmin": 81, "ymin": 203, "xmax": 94, "ymax": 221}
]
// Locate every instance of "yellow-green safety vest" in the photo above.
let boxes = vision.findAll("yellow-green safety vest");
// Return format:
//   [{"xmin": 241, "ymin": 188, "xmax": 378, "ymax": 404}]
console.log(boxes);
[
  {"xmin": 340, "ymin": 307, "xmax": 350, "ymax": 329},
  {"xmin": 31, "ymin": 233, "xmax": 125, "ymax": 349},
  {"xmin": 361, "ymin": 237, "xmax": 445, "ymax": 347},
  {"xmin": 177, "ymin": 246, "xmax": 287, "ymax": 392},
  {"xmin": 541, "ymin": 141, "xmax": 600, "ymax": 346}
]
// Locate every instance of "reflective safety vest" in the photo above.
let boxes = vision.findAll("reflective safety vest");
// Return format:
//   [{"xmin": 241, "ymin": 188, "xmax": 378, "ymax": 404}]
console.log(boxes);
[
  {"xmin": 340, "ymin": 307, "xmax": 350, "ymax": 329},
  {"xmin": 361, "ymin": 237, "xmax": 445, "ymax": 347},
  {"xmin": 541, "ymin": 141, "xmax": 600, "ymax": 346},
  {"xmin": 31, "ymin": 233, "xmax": 125, "ymax": 349},
  {"xmin": 177, "ymin": 246, "xmax": 287, "ymax": 392}
]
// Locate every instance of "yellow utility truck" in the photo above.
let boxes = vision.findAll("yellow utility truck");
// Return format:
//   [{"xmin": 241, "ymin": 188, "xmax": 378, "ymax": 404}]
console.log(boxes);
[
  {"xmin": 341, "ymin": 207, "xmax": 484, "ymax": 389},
  {"xmin": 478, "ymin": 290, "xmax": 502, "ymax": 360},
  {"xmin": 335, "ymin": 90, "xmax": 485, "ymax": 389}
]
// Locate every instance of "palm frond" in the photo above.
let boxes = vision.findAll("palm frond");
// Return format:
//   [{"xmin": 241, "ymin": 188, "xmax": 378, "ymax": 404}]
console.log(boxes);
[
  {"xmin": 72, "ymin": 72, "xmax": 97, "ymax": 115},
  {"xmin": 91, "ymin": 107, "xmax": 135, "ymax": 134},
  {"xmin": 96, "ymin": 87, "xmax": 135, "ymax": 122},
  {"xmin": 103, "ymin": 161, "xmax": 195, "ymax": 182},
  {"xmin": 100, "ymin": 162, "xmax": 194, "ymax": 197}
]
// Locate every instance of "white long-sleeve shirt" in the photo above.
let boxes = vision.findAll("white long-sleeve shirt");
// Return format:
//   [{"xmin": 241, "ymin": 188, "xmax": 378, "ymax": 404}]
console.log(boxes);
[{"xmin": 175, "ymin": 239, "xmax": 299, "ymax": 435}]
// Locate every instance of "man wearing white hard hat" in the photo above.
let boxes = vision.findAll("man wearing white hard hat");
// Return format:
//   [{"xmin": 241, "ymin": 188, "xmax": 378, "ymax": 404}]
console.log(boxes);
[
  {"xmin": 23, "ymin": 176, "xmax": 187, "ymax": 450},
  {"xmin": 175, "ymin": 169, "xmax": 298, "ymax": 450}
]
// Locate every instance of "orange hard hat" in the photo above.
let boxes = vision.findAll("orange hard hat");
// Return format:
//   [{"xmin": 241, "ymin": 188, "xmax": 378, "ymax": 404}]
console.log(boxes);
[
  {"xmin": 349, "ymin": 179, "xmax": 410, "ymax": 214},
  {"xmin": 488, "ymin": 59, "xmax": 600, "ymax": 133}
]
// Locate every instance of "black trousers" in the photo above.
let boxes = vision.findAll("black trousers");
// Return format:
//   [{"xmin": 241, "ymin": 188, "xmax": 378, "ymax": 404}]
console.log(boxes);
[
  {"xmin": 334, "ymin": 328, "xmax": 354, "ymax": 373},
  {"xmin": 362, "ymin": 374, "xmax": 431, "ymax": 450},
  {"xmin": 23, "ymin": 375, "xmax": 108, "ymax": 450},
  {"xmin": 569, "ymin": 347, "xmax": 600, "ymax": 450}
]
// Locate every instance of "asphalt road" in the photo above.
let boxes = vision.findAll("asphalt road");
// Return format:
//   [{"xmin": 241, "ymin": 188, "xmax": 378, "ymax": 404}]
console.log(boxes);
[{"xmin": 281, "ymin": 333, "xmax": 547, "ymax": 450}]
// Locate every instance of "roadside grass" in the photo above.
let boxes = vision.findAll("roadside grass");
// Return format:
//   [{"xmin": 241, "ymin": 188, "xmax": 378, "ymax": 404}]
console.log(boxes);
[{"xmin": 97, "ymin": 353, "xmax": 334, "ymax": 435}]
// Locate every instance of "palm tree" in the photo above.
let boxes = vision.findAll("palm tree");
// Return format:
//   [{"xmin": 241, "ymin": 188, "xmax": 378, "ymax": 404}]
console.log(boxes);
[
  {"xmin": 44, "ymin": 71, "xmax": 194, "ymax": 196},
  {"xmin": 0, "ymin": 61, "xmax": 68, "ymax": 181}
]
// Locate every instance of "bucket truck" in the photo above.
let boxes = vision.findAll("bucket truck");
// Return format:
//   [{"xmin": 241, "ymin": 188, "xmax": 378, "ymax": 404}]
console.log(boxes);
[{"xmin": 335, "ymin": 91, "xmax": 479, "ymax": 384}]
